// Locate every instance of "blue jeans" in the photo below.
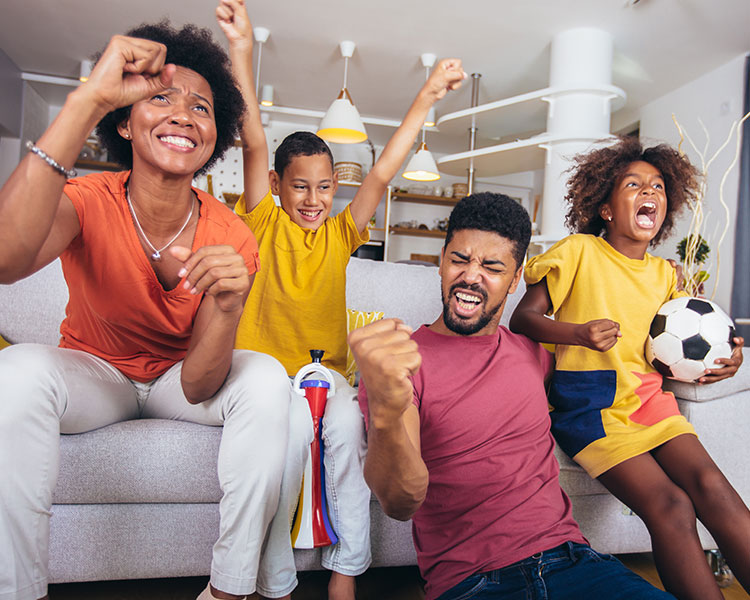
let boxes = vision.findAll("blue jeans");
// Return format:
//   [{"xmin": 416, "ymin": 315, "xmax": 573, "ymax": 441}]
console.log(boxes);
[{"xmin": 436, "ymin": 542, "xmax": 675, "ymax": 600}]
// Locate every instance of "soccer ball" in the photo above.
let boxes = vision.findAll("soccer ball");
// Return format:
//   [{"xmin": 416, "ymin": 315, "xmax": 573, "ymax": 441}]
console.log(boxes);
[{"xmin": 646, "ymin": 297, "xmax": 736, "ymax": 382}]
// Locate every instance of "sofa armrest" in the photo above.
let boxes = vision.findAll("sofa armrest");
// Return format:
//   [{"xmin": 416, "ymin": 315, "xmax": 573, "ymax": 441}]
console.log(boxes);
[{"xmin": 664, "ymin": 348, "xmax": 750, "ymax": 402}]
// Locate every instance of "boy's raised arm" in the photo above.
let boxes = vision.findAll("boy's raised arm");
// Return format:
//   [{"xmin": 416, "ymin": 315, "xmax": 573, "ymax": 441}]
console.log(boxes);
[
  {"xmin": 216, "ymin": 0, "xmax": 269, "ymax": 211},
  {"xmin": 349, "ymin": 59, "xmax": 467, "ymax": 233}
]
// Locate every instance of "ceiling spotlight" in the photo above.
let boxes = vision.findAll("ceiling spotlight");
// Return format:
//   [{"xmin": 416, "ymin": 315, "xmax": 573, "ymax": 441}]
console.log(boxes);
[
  {"xmin": 260, "ymin": 84, "xmax": 274, "ymax": 107},
  {"xmin": 317, "ymin": 40, "xmax": 367, "ymax": 144},
  {"xmin": 425, "ymin": 106, "xmax": 436, "ymax": 128},
  {"xmin": 79, "ymin": 59, "xmax": 93, "ymax": 83},
  {"xmin": 253, "ymin": 26, "xmax": 270, "ymax": 97}
]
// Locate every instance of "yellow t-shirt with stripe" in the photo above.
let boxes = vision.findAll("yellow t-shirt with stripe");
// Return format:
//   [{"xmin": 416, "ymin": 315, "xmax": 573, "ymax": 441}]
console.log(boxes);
[
  {"xmin": 524, "ymin": 234, "xmax": 695, "ymax": 478},
  {"xmin": 234, "ymin": 190, "xmax": 369, "ymax": 376}
]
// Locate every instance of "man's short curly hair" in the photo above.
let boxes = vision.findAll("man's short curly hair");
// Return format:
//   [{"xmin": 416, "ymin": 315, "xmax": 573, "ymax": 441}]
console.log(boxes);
[
  {"xmin": 564, "ymin": 136, "xmax": 700, "ymax": 247},
  {"xmin": 96, "ymin": 20, "xmax": 244, "ymax": 176},
  {"xmin": 445, "ymin": 192, "xmax": 532, "ymax": 268}
]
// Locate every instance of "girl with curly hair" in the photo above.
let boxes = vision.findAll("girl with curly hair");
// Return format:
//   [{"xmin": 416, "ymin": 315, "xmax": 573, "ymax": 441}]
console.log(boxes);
[
  {"xmin": 510, "ymin": 136, "xmax": 748, "ymax": 600},
  {"xmin": 0, "ymin": 17, "xmax": 295, "ymax": 600}
]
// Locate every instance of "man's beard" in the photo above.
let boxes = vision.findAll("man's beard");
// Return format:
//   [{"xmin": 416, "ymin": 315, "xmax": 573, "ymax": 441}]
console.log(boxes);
[{"xmin": 441, "ymin": 282, "xmax": 504, "ymax": 336}]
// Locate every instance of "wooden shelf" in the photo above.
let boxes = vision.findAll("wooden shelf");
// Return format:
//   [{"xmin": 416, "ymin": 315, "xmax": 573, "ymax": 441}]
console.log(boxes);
[
  {"xmin": 74, "ymin": 159, "xmax": 122, "ymax": 172},
  {"xmin": 391, "ymin": 192, "xmax": 459, "ymax": 206},
  {"xmin": 390, "ymin": 226, "xmax": 446, "ymax": 238}
]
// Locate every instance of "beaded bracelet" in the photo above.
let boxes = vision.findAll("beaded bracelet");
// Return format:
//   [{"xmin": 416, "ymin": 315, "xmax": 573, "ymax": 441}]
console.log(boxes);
[{"xmin": 25, "ymin": 141, "xmax": 77, "ymax": 179}]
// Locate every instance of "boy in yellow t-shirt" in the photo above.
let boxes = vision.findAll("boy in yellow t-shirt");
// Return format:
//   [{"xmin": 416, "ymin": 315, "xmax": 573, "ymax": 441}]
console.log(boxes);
[{"xmin": 217, "ymin": 1, "xmax": 465, "ymax": 599}]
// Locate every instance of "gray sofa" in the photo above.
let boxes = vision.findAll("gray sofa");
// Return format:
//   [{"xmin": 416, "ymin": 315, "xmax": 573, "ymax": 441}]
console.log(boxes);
[{"xmin": 1, "ymin": 257, "xmax": 748, "ymax": 583}]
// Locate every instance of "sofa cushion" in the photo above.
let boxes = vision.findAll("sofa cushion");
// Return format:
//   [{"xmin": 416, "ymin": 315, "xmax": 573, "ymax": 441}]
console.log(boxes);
[
  {"xmin": 345, "ymin": 308, "xmax": 384, "ymax": 385},
  {"xmin": 54, "ymin": 419, "xmax": 222, "ymax": 504},
  {"xmin": 0, "ymin": 259, "xmax": 68, "ymax": 346},
  {"xmin": 345, "ymin": 257, "xmax": 526, "ymax": 331},
  {"xmin": 555, "ymin": 446, "xmax": 608, "ymax": 497},
  {"xmin": 345, "ymin": 258, "xmax": 442, "ymax": 330}
]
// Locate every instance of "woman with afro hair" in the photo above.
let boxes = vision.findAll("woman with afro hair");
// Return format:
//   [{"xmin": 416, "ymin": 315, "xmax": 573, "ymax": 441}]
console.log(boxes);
[
  {"xmin": 0, "ymin": 17, "xmax": 296, "ymax": 600},
  {"xmin": 511, "ymin": 136, "xmax": 748, "ymax": 600}
]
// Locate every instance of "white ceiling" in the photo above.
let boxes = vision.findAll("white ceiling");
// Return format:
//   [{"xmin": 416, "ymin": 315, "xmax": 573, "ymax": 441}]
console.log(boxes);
[{"xmin": 2, "ymin": 0, "xmax": 749, "ymax": 151}]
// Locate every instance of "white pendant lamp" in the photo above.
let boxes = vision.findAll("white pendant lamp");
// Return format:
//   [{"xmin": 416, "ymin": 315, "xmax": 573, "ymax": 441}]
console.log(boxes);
[
  {"xmin": 403, "ymin": 142, "xmax": 441, "ymax": 181},
  {"xmin": 317, "ymin": 41, "xmax": 368, "ymax": 144},
  {"xmin": 403, "ymin": 53, "xmax": 440, "ymax": 182}
]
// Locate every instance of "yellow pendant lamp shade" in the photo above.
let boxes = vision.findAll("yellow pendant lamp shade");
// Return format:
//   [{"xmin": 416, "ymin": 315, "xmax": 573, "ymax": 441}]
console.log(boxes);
[
  {"xmin": 317, "ymin": 41, "xmax": 368, "ymax": 144},
  {"xmin": 403, "ymin": 142, "xmax": 440, "ymax": 181}
]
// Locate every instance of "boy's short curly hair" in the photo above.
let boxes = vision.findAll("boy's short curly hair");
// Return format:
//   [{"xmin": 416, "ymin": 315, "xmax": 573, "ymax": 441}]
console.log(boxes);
[
  {"xmin": 564, "ymin": 136, "xmax": 700, "ymax": 247},
  {"xmin": 273, "ymin": 131, "xmax": 334, "ymax": 178},
  {"xmin": 445, "ymin": 192, "xmax": 532, "ymax": 268},
  {"xmin": 96, "ymin": 20, "xmax": 244, "ymax": 177}
]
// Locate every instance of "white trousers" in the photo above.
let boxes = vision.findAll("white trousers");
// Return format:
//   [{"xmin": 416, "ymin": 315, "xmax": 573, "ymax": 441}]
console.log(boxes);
[
  {"xmin": 0, "ymin": 344, "xmax": 293, "ymax": 600},
  {"xmin": 256, "ymin": 372, "xmax": 372, "ymax": 598}
]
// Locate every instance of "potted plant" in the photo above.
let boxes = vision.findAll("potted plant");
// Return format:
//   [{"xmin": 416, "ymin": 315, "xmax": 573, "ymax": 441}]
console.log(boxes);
[{"xmin": 677, "ymin": 234, "xmax": 710, "ymax": 296}]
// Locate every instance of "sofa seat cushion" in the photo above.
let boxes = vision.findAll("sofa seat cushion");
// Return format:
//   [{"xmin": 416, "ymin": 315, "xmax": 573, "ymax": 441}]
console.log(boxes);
[
  {"xmin": 554, "ymin": 446, "xmax": 609, "ymax": 497},
  {"xmin": 0, "ymin": 259, "xmax": 68, "ymax": 346},
  {"xmin": 54, "ymin": 419, "xmax": 222, "ymax": 504}
]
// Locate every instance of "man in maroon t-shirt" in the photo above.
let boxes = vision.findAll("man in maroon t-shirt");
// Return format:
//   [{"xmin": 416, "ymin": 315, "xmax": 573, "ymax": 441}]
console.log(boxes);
[{"xmin": 351, "ymin": 193, "xmax": 674, "ymax": 600}]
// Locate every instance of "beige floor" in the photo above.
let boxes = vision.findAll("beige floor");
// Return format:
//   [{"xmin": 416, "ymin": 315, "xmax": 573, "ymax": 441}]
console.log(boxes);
[{"xmin": 47, "ymin": 555, "xmax": 749, "ymax": 599}]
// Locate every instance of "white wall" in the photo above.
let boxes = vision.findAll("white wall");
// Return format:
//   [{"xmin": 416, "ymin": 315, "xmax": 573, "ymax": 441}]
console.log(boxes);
[
  {"xmin": 0, "ymin": 83, "xmax": 54, "ymax": 188},
  {"xmin": 639, "ymin": 52, "xmax": 748, "ymax": 312},
  {"xmin": 0, "ymin": 137, "xmax": 21, "ymax": 187},
  {"xmin": 0, "ymin": 49, "xmax": 23, "ymax": 138}
]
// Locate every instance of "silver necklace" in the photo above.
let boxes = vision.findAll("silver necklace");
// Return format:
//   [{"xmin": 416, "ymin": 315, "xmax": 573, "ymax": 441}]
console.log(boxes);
[{"xmin": 126, "ymin": 186, "xmax": 195, "ymax": 261}]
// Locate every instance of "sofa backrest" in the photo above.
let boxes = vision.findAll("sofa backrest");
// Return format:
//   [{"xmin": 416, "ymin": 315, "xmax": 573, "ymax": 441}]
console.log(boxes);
[
  {"xmin": 346, "ymin": 257, "xmax": 526, "ymax": 331},
  {"xmin": 0, "ymin": 259, "xmax": 68, "ymax": 345},
  {"xmin": 0, "ymin": 257, "xmax": 527, "ymax": 346}
]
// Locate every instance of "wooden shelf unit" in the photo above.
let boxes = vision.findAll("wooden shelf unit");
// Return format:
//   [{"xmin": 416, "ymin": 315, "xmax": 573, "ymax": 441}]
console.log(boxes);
[
  {"xmin": 74, "ymin": 159, "xmax": 122, "ymax": 172},
  {"xmin": 389, "ymin": 226, "xmax": 446, "ymax": 239},
  {"xmin": 391, "ymin": 192, "xmax": 460, "ymax": 206}
]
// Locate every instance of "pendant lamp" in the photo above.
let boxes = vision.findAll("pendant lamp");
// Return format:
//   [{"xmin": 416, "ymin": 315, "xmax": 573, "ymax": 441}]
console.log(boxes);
[
  {"xmin": 403, "ymin": 53, "xmax": 440, "ymax": 182},
  {"xmin": 317, "ymin": 41, "xmax": 368, "ymax": 144}
]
